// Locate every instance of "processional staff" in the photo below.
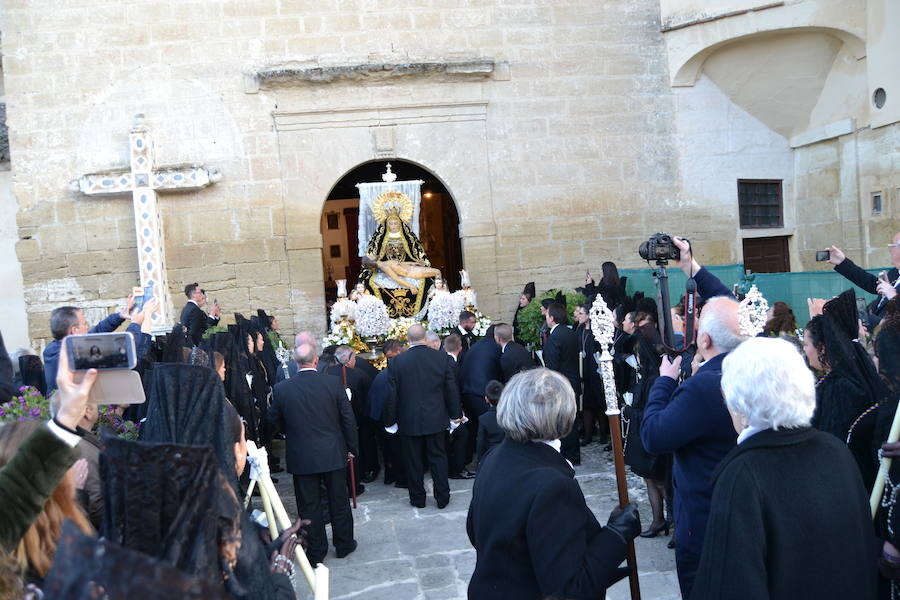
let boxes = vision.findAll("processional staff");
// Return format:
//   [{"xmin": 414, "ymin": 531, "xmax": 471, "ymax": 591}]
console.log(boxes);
[{"xmin": 590, "ymin": 296, "xmax": 641, "ymax": 600}]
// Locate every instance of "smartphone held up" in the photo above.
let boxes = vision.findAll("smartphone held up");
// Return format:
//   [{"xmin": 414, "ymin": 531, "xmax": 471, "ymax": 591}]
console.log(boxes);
[
  {"xmin": 815, "ymin": 250, "xmax": 831, "ymax": 262},
  {"xmin": 64, "ymin": 332, "xmax": 145, "ymax": 405}
]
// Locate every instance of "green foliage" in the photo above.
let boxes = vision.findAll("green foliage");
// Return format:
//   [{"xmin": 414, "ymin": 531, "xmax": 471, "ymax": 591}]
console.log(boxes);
[
  {"xmin": 202, "ymin": 325, "xmax": 228, "ymax": 339},
  {"xmin": 516, "ymin": 289, "xmax": 586, "ymax": 348}
]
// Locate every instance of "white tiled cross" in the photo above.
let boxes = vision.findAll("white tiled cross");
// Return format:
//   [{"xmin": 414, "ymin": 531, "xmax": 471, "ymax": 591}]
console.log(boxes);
[{"xmin": 71, "ymin": 114, "xmax": 221, "ymax": 333}]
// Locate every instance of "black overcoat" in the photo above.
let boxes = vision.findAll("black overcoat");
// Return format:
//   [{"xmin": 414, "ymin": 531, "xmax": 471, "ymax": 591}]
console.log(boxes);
[{"xmin": 690, "ymin": 427, "xmax": 877, "ymax": 600}]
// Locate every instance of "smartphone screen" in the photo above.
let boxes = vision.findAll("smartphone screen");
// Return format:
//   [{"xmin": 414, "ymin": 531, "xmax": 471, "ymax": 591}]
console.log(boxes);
[
  {"xmin": 815, "ymin": 250, "xmax": 830, "ymax": 261},
  {"xmin": 131, "ymin": 286, "xmax": 144, "ymax": 312},
  {"xmin": 66, "ymin": 332, "xmax": 136, "ymax": 371}
]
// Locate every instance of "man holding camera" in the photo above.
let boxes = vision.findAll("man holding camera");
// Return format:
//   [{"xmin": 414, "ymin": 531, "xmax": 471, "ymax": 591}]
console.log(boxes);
[
  {"xmin": 180, "ymin": 283, "xmax": 221, "ymax": 346},
  {"xmin": 827, "ymin": 232, "xmax": 900, "ymax": 324},
  {"xmin": 639, "ymin": 236, "xmax": 742, "ymax": 599}
]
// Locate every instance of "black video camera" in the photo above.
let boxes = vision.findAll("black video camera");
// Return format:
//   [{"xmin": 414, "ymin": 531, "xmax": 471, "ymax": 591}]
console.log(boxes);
[{"xmin": 638, "ymin": 233, "xmax": 681, "ymax": 263}]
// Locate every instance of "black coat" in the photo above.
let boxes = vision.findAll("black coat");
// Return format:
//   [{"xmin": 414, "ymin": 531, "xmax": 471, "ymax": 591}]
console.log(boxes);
[
  {"xmin": 324, "ymin": 364, "xmax": 372, "ymax": 424},
  {"xmin": 500, "ymin": 341, "xmax": 535, "ymax": 383},
  {"xmin": 454, "ymin": 326, "xmax": 478, "ymax": 363},
  {"xmin": 460, "ymin": 337, "xmax": 502, "ymax": 397},
  {"xmin": 542, "ymin": 324, "xmax": 582, "ymax": 396},
  {"xmin": 268, "ymin": 370, "xmax": 358, "ymax": 474},
  {"xmin": 575, "ymin": 323, "xmax": 605, "ymax": 410},
  {"xmin": 179, "ymin": 302, "xmax": 219, "ymax": 346},
  {"xmin": 475, "ymin": 407, "xmax": 505, "ymax": 465},
  {"xmin": 0, "ymin": 331, "xmax": 15, "ymax": 403},
  {"xmin": 835, "ymin": 257, "xmax": 899, "ymax": 319},
  {"xmin": 384, "ymin": 345, "xmax": 461, "ymax": 436},
  {"xmin": 690, "ymin": 427, "xmax": 877, "ymax": 600},
  {"xmin": 467, "ymin": 439, "xmax": 627, "ymax": 598}
]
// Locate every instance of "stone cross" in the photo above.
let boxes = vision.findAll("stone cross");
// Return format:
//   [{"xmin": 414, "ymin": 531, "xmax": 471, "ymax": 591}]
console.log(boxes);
[{"xmin": 71, "ymin": 114, "xmax": 221, "ymax": 333}]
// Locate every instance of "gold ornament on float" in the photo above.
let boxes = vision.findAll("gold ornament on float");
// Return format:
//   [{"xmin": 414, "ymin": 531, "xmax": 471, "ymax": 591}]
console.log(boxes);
[{"xmin": 371, "ymin": 190, "xmax": 414, "ymax": 225}]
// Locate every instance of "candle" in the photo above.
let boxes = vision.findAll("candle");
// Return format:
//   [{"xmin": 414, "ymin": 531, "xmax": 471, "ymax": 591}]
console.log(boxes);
[
  {"xmin": 336, "ymin": 279, "xmax": 347, "ymax": 298},
  {"xmin": 459, "ymin": 269, "xmax": 470, "ymax": 288}
]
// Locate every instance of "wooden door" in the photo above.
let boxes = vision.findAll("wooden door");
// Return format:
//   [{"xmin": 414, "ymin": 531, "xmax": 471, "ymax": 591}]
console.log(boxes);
[{"xmin": 742, "ymin": 236, "xmax": 790, "ymax": 273}]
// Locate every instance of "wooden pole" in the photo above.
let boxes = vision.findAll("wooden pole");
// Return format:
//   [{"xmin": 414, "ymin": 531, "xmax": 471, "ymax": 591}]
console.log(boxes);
[
  {"xmin": 607, "ymin": 409, "xmax": 640, "ymax": 600},
  {"xmin": 590, "ymin": 296, "xmax": 641, "ymax": 600},
  {"xmin": 871, "ymin": 398, "xmax": 900, "ymax": 517}
]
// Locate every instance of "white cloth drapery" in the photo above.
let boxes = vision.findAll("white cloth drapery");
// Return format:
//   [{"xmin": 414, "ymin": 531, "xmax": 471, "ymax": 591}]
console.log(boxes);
[{"xmin": 355, "ymin": 179, "xmax": 423, "ymax": 258}]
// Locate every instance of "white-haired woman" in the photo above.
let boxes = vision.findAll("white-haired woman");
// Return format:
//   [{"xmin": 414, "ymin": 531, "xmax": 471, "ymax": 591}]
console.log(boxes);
[
  {"xmin": 690, "ymin": 337, "xmax": 877, "ymax": 600},
  {"xmin": 466, "ymin": 368, "xmax": 641, "ymax": 598}
]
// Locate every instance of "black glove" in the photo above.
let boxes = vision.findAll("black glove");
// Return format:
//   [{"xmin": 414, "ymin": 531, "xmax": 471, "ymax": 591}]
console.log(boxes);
[{"xmin": 606, "ymin": 503, "xmax": 640, "ymax": 545}]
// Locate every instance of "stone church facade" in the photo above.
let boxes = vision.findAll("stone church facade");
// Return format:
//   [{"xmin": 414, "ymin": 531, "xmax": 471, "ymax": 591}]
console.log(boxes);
[{"xmin": 3, "ymin": 0, "xmax": 898, "ymax": 347}]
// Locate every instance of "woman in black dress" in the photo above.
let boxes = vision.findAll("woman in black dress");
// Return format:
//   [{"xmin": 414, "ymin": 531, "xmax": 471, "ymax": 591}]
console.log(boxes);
[
  {"xmin": 622, "ymin": 322, "xmax": 671, "ymax": 538},
  {"xmin": 573, "ymin": 304, "xmax": 609, "ymax": 446}
]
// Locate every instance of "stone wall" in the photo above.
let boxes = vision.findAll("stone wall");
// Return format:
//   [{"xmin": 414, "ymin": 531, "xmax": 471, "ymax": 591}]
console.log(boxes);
[{"xmin": 8, "ymin": 0, "xmax": 890, "ymax": 347}]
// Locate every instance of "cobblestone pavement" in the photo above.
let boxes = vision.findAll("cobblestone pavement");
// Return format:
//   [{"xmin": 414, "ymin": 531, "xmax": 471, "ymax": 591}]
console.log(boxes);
[{"xmin": 269, "ymin": 442, "xmax": 681, "ymax": 599}]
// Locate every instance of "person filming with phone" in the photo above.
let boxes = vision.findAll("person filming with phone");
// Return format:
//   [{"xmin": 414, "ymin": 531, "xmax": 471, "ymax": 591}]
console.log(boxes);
[
  {"xmin": 824, "ymin": 231, "xmax": 900, "ymax": 325},
  {"xmin": 42, "ymin": 293, "xmax": 155, "ymax": 395},
  {"xmin": 181, "ymin": 282, "xmax": 221, "ymax": 346}
]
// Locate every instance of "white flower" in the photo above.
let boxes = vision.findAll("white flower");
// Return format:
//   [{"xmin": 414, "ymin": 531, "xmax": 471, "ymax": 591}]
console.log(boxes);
[
  {"xmin": 356, "ymin": 295, "xmax": 390, "ymax": 338},
  {"xmin": 428, "ymin": 289, "xmax": 464, "ymax": 333},
  {"xmin": 330, "ymin": 298, "xmax": 357, "ymax": 325},
  {"xmin": 472, "ymin": 312, "xmax": 492, "ymax": 337},
  {"xmin": 386, "ymin": 317, "xmax": 419, "ymax": 341},
  {"xmin": 324, "ymin": 320, "xmax": 354, "ymax": 347}
]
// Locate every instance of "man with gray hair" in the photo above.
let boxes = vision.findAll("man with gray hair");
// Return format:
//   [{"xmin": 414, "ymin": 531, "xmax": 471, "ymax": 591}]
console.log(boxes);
[
  {"xmin": 384, "ymin": 324, "xmax": 462, "ymax": 508},
  {"xmin": 639, "ymin": 236, "xmax": 743, "ymax": 599},
  {"xmin": 276, "ymin": 331, "xmax": 317, "ymax": 383}
]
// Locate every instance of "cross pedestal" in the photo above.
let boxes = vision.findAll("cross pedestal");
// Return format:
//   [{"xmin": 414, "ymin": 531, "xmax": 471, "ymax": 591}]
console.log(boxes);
[{"xmin": 71, "ymin": 114, "xmax": 221, "ymax": 334}]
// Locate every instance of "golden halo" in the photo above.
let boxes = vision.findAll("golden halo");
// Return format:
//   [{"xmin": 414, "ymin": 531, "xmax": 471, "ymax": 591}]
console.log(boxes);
[{"xmin": 371, "ymin": 190, "xmax": 414, "ymax": 224}]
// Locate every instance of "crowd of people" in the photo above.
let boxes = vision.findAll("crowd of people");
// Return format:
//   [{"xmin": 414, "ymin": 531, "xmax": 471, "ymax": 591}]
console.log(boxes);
[{"xmin": 0, "ymin": 230, "xmax": 898, "ymax": 598}]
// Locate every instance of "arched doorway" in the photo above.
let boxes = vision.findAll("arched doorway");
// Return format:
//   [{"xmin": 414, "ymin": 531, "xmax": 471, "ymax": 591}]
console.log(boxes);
[{"xmin": 319, "ymin": 160, "xmax": 463, "ymax": 307}]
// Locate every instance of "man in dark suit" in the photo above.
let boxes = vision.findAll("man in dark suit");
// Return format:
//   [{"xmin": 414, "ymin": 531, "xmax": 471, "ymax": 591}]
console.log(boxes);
[
  {"xmin": 368, "ymin": 339, "xmax": 406, "ymax": 487},
  {"xmin": 828, "ymin": 232, "xmax": 900, "ymax": 324},
  {"xmin": 179, "ymin": 283, "xmax": 220, "ymax": 346},
  {"xmin": 458, "ymin": 325, "xmax": 502, "ymax": 468},
  {"xmin": 542, "ymin": 303, "xmax": 582, "ymax": 465},
  {"xmin": 455, "ymin": 311, "xmax": 478, "ymax": 362},
  {"xmin": 324, "ymin": 345, "xmax": 376, "ymax": 486},
  {"xmin": 384, "ymin": 324, "xmax": 462, "ymax": 508},
  {"xmin": 268, "ymin": 343, "xmax": 358, "ymax": 563},
  {"xmin": 494, "ymin": 323, "xmax": 535, "ymax": 382}
]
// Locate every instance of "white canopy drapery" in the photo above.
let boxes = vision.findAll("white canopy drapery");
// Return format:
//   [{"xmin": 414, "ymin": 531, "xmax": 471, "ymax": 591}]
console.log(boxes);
[{"xmin": 355, "ymin": 179, "xmax": 423, "ymax": 258}]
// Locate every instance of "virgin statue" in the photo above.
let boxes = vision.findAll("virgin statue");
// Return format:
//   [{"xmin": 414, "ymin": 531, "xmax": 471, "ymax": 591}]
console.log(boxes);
[{"xmin": 357, "ymin": 190, "xmax": 436, "ymax": 317}]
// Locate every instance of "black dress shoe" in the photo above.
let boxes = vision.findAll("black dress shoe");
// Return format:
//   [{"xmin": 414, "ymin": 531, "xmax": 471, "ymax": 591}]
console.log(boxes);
[
  {"xmin": 410, "ymin": 499, "xmax": 426, "ymax": 508},
  {"xmin": 384, "ymin": 476, "xmax": 396, "ymax": 485},
  {"xmin": 580, "ymin": 438, "xmax": 592, "ymax": 447},
  {"xmin": 449, "ymin": 471, "xmax": 476, "ymax": 480},
  {"xmin": 355, "ymin": 483, "xmax": 365, "ymax": 497},
  {"xmin": 335, "ymin": 540, "xmax": 358, "ymax": 558},
  {"xmin": 667, "ymin": 537, "xmax": 676, "ymax": 549},
  {"xmin": 394, "ymin": 481, "xmax": 408, "ymax": 489},
  {"xmin": 436, "ymin": 499, "xmax": 449, "ymax": 509}
]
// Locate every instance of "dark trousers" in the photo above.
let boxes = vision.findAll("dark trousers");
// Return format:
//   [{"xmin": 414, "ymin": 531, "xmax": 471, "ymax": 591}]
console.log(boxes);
[
  {"xmin": 675, "ymin": 546, "xmax": 700, "ymax": 600},
  {"xmin": 561, "ymin": 425, "xmax": 581, "ymax": 464},
  {"xmin": 359, "ymin": 417, "xmax": 380, "ymax": 475},
  {"xmin": 462, "ymin": 394, "xmax": 487, "ymax": 465},
  {"xmin": 377, "ymin": 429, "xmax": 406, "ymax": 485},
  {"xmin": 401, "ymin": 433, "xmax": 449, "ymax": 506},
  {"xmin": 446, "ymin": 424, "xmax": 469, "ymax": 475},
  {"xmin": 292, "ymin": 469, "xmax": 354, "ymax": 564}
]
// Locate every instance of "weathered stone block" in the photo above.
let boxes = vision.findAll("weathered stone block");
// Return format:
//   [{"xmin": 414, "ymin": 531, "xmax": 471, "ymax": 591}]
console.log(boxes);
[
  {"xmin": 235, "ymin": 261, "xmax": 282, "ymax": 287},
  {"xmin": 66, "ymin": 249, "xmax": 135, "ymax": 277}
]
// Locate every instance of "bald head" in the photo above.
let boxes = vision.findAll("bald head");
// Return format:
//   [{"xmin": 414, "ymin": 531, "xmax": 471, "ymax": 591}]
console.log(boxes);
[
  {"xmin": 426, "ymin": 331, "xmax": 441, "ymax": 350},
  {"xmin": 698, "ymin": 296, "xmax": 746, "ymax": 358},
  {"xmin": 295, "ymin": 331, "xmax": 317, "ymax": 349},
  {"xmin": 407, "ymin": 324, "xmax": 427, "ymax": 344},
  {"xmin": 295, "ymin": 343, "xmax": 318, "ymax": 367},
  {"xmin": 890, "ymin": 231, "xmax": 900, "ymax": 269}
]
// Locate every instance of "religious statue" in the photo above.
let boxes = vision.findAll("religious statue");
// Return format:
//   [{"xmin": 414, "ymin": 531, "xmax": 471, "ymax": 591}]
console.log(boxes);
[{"xmin": 357, "ymin": 190, "xmax": 435, "ymax": 317}]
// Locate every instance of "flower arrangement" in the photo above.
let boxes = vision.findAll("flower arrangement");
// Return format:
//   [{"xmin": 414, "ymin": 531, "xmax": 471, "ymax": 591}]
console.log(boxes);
[
  {"xmin": 355, "ymin": 295, "xmax": 390, "ymax": 338},
  {"xmin": 472, "ymin": 312, "xmax": 492, "ymax": 337},
  {"xmin": 515, "ymin": 289, "xmax": 586, "ymax": 347},
  {"xmin": 386, "ymin": 317, "xmax": 420, "ymax": 342},
  {"xmin": 95, "ymin": 405, "xmax": 140, "ymax": 440},
  {"xmin": 323, "ymin": 320, "xmax": 355, "ymax": 347},
  {"xmin": 323, "ymin": 320, "xmax": 370, "ymax": 354},
  {"xmin": 0, "ymin": 386, "xmax": 50, "ymax": 422},
  {"xmin": 428, "ymin": 289, "xmax": 465, "ymax": 334},
  {"xmin": 330, "ymin": 298, "xmax": 357, "ymax": 326}
]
